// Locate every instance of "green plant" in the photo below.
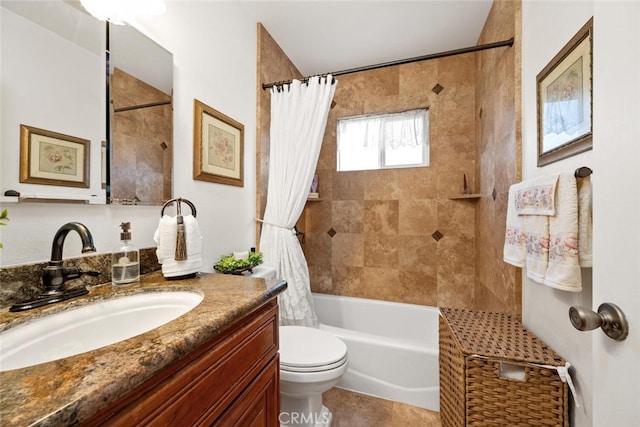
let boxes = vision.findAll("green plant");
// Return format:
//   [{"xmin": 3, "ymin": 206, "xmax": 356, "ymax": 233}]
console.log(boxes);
[
  {"xmin": 0, "ymin": 209, "xmax": 8, "ymax": 249},
  {"xmin": 214, "ymin": 251, "xmax": 263, "ymax": 273}
]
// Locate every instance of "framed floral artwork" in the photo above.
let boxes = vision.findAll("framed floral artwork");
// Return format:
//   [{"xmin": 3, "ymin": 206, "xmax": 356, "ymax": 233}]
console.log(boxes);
[
  {"xmin": 537, "ymin": 18, "xmax": 593, "ymax": 166},
  {"xmin": 19, "ymin": 124, "xmax": 90, "ymax": 188},
  {"xmin": 193, "ymin": 99, "xmax": 244, "ymax": 187}
]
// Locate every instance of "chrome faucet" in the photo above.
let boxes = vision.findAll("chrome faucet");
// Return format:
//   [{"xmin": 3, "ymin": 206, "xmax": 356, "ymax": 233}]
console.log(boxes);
[{"xmin": 10, "ymin": 222, "xmax": 100, "ymax": 312}]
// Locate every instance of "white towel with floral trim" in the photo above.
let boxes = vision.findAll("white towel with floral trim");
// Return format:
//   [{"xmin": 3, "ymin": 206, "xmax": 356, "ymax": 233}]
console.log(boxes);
[
  {"xmin": 504, "ymin": 172, "xmax": 583, "ymax": 291},
  {"xmin": 503, "ymin": 181, "xmax": 526, "ymax": 267},
  {"xmin": 544, "ymin": 173, "xmax": 581, "ymax": 291},
  {"xmin": 515, "ymin": 174, "xmax": 559, "ymax": 285}
]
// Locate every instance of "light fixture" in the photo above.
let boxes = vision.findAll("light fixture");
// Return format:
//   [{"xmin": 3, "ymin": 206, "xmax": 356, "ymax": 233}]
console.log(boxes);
[{"xmin": 80, "ymin": 0, "xmax": 166, "ymax": 25}]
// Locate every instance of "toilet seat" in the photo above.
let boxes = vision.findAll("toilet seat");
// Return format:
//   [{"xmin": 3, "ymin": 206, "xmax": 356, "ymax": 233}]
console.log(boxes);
[
  {"xmin": 281, "ymin": 357, "xmax": 347, "ymax": 373},
  {"xmin": 280, "ymin": 326, "xmax": 348, "ymax": 373}
]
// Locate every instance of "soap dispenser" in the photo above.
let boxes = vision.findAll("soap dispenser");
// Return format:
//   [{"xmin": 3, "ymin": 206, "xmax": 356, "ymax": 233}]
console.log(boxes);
[{"xmin": 112, "ymin": 222, "xmax": 140, "ymax": 285}]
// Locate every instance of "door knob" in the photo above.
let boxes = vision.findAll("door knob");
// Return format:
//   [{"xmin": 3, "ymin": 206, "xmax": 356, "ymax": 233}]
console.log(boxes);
[{"xmin": 569, "ymin": 303, "xmax": 629, "ymax": 341}]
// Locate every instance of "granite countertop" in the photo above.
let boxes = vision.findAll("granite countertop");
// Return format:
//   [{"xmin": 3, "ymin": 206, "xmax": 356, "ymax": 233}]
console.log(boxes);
[{"xmin": 0, "ymin": 271, "xmax": 287, "ymax": 426}]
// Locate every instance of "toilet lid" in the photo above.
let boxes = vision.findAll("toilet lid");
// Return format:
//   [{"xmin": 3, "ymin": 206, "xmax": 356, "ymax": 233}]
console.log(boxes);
[{"xmin": 280, "ymin": 326, "xmax": 347, "ymax": 370}]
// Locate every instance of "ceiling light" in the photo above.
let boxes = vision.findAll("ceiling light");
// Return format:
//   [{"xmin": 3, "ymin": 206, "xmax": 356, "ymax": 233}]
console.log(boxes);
[{"xmin": 80, "ymin": 0, "xmax": 166, "ymax": 25}]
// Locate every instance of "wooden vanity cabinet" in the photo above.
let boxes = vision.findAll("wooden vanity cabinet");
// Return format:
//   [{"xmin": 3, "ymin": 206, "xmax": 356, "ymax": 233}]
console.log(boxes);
[{"xmin": 85, "ymin": 300, "xmax": 280, "ymax": 426}]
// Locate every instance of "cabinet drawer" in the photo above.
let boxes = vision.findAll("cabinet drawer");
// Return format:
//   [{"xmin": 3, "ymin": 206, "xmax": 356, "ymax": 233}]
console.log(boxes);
[
  {"xmin": 214, "ymin": 355, "xmax": 280, "ymax": 427},
  {"xmin": 91, "ymin": 301, "xmax": 278, "ymax": 426}
]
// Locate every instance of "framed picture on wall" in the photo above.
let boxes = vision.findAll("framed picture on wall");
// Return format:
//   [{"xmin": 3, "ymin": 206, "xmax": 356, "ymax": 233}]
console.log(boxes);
[
  {"xmin": 193, "ymin": 99, "xmax": 244, "ymax": 187},
  {"xmin": 536, "ymin": 18, "xmax": 593, "ymax": 167},
  {"xmin": 19, "ymin": 124, "xmax": 90, "ymax": 188}
]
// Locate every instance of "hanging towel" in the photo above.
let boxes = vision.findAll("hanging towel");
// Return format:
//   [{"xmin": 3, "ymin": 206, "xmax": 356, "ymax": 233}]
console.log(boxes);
[
  {"xmin": 503, "ymin": 181, "xmax": 526, "ymax": 267},
  {"xmin": 504, "ymin": 172, "xmax": 583, "ymax": 292},
  {"xmin": 522, "ymin": 215, "xmax": 550, "ymax": 284},
  {"xmin": 515, "ymin": 174, "xmax": 559, "ymax": 283},
  {"xmin": 154, "ymin": 214, "xmax": 203, "ymax": 278},
  {"xmin": 577, "ymin": 176, "xmax": 593, "ymax": 267},
  {"xmin": 544, "ymin": 172, "xmax": 581, "ymax": 291},
  {"xmin": 514, "ymin": 174, "xmax": 559, "ymax": 216}
]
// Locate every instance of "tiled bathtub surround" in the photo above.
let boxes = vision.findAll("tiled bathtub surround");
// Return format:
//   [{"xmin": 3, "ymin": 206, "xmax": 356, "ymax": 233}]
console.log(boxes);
[
  {"xmin": 257, "ymin": 0, "xmax": 521, "ymax": 314},
  {"xmin": 0, "ymin": 248, "xmax": 160, "ymax": 309},
  {"xmin": 303, "ymin": 58, "xmax": 477, "ymax": 309}
]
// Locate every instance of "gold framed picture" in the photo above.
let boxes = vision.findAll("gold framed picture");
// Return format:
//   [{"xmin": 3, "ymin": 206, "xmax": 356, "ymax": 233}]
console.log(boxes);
[
  {"xmin": 19, "ymin": 124, "xmax": 90, "ymax": 188},
  {"xmin": 193, "ymin": 99, "xmax": 244, "ymax": 187},
  {"xmin": 537, "ymin": 18, "xmax": 593, "ymax": 166}
]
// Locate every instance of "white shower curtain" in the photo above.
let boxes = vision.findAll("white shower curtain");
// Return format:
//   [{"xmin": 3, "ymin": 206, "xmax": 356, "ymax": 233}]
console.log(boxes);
[{"xmin": 259, "ymin": 75, "xmax": 336, "ymax": 327}]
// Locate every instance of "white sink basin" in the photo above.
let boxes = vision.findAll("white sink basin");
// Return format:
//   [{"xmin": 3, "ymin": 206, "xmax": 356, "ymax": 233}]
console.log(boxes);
[{"xmin": 0, "ymin": 291, "xmax": 203, "ymax": 372}]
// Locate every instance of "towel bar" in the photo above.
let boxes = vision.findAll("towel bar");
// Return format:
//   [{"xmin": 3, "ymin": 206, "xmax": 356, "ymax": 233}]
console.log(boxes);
[{"xmin": 574, "ymin": 166, "xmax": 592, "ymax": 178}]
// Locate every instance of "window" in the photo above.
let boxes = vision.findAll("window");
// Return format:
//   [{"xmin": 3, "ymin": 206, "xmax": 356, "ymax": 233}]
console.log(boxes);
[{"xmin": 337, "ymin": 109, "xmax": 429, "ymax": 172}]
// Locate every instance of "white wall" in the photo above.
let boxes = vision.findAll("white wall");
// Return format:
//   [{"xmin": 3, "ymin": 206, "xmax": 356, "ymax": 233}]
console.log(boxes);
[
  {"xmin": 522, "ymin": 2, "xmax": 593, "ymax": 426},
  {"xmin": 0, "ymin": 2, "xmax": 258, "ymax": 268}
]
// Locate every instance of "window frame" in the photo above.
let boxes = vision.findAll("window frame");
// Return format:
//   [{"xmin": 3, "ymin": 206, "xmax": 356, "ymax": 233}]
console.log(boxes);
[{"xmin": 336, "ymin": 108, "xmax": 430, "ymax": 172}]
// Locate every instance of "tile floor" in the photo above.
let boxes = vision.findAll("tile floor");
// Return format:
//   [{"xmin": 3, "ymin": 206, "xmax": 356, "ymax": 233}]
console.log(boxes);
[{"xmin": 323, "ymin": 388, "xmax": 442, "ymax": 426}]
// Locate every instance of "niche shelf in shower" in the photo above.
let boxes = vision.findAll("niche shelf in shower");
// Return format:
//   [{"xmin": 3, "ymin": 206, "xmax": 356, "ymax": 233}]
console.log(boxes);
[{"xmin": 448, "ymin": 193, "xmax": 481, "ymax": 200}]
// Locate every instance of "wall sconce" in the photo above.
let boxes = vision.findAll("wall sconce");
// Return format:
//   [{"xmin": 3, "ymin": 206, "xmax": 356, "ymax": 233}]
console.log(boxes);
[{"xmin": 80, "ymin": 0, "xmax": 166, "ymax": 25}]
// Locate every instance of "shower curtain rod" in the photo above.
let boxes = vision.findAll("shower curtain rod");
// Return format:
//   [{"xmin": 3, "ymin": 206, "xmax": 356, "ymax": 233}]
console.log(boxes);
[
  {"xmin": 262, "ymin": 37, "xmax": 514, "ymax": 90},
  {"xmin": 113, "ymin": 99, "xmax": 172, "ymax": 113}
]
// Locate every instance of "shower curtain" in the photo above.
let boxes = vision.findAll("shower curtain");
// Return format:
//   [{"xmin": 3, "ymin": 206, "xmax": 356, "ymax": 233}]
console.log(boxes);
[{"xmin": 259, "ymin": 75, "xmax": 336, "ymax": 327}]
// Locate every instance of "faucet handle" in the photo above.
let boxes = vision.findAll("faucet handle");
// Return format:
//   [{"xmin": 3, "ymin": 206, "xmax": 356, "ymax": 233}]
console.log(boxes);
[
  {"xmin": 80, "ymin": 269, "xmax": 101, "ymax": 277},
  {"xmin": 63, "ymin": 267, "xmax": 100, "ymax": 281}
]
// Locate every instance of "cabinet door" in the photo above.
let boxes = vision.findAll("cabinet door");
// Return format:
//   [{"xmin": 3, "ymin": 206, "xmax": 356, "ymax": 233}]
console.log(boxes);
[
  {"xmin": 214, "ymin": 356, "xmax": 280, "ymax": 427},
  {"xmin": 85, "ymin": 302, "xmax": 279, "ymax": 426}
]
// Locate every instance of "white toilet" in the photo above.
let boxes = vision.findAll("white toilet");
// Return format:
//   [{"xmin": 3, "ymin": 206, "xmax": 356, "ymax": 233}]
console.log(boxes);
[
  {"xmin": 279, "ymin": 326, "xmax": 348, "ymax": 427},
  {"xmin": 248, "ymin": 266, "xmax": 348, "ymax": 426}
]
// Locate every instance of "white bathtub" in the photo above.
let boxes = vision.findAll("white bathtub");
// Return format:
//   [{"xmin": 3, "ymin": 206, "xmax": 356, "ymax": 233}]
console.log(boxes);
[{"xmin": 313, "ymin": 293, "xmax": 439, "ymax": 411}]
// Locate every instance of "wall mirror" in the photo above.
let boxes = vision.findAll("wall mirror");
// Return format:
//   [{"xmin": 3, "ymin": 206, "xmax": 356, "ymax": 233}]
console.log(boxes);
[
  {"xmin": 0, "ymin": 1, "xmax": 173, "ymax": 206},
  {"xmin": 108, "ymin": 22, "xmax": 173, "ymax": 205},
  {"xmin": 1, "ymin": 0, "xmax": 105, "ymax": 203}
]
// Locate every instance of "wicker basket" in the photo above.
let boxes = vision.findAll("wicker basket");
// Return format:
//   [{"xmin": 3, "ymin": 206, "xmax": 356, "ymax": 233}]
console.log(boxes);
[{"xmin": 439, "ymin": 308, "xmax": 569, "ymax": 427}]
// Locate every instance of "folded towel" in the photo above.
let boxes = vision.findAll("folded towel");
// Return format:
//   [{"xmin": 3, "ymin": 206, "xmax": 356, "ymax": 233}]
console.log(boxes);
[
  {"xmin": 154, "ymin": 214, "xmax": 202, "ymax": 278},
  {"xmin": 544, "ymin": 172, "xmax": 581, "ymax": 291},
  {"xmin": 504, "ymin": 182, "xmax": 526, "ymax": 267},
  {"xmin": 577, "ymin": 176, "xmax": 592, "ymax": 267}
]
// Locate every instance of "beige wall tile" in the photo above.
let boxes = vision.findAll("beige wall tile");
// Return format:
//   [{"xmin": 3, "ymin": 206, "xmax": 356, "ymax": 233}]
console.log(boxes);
[
  {"xmin": 364, "ymin": 233, "xmax": 399, "ymax": 268},
  {"xmin": 333, "ymin": 171, "xmax": 365, "ymax": 200},
  {"xmin": 332, "ymin": 233, "xmax": 364, "ymax": 267},
  {"xmin": 363, "ymin": 200, "xmax": 399, "ymax": 234},
  {"xmin": 397, "ymin": 235, "xmax": 438, "ymax": 269},
  {"xmin": 398, "ymin": 199, "xmax": 438, "ymax": 236},
  {"xmin": 333, "ymin": 200, "xmax": 364, "ymax": 233}
]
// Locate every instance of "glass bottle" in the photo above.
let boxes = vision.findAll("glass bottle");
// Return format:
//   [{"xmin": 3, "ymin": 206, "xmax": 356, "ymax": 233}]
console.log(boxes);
[{"xmin": 112, "ymin": 222, "xmax": 140, "ymax": 285}]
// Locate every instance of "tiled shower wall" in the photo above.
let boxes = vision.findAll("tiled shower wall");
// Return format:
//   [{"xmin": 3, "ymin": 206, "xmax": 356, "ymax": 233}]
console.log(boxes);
[
  {"xmin": 256, "ymin": 0, "xmax": 520, "ymax": 312},
  {"xmin": 303, "ymin": 58, "xmax": 477, "ymax": 309},
  {"xmin": 474, "ymin": 0, "xmax": 521, "ymax": 314}
]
